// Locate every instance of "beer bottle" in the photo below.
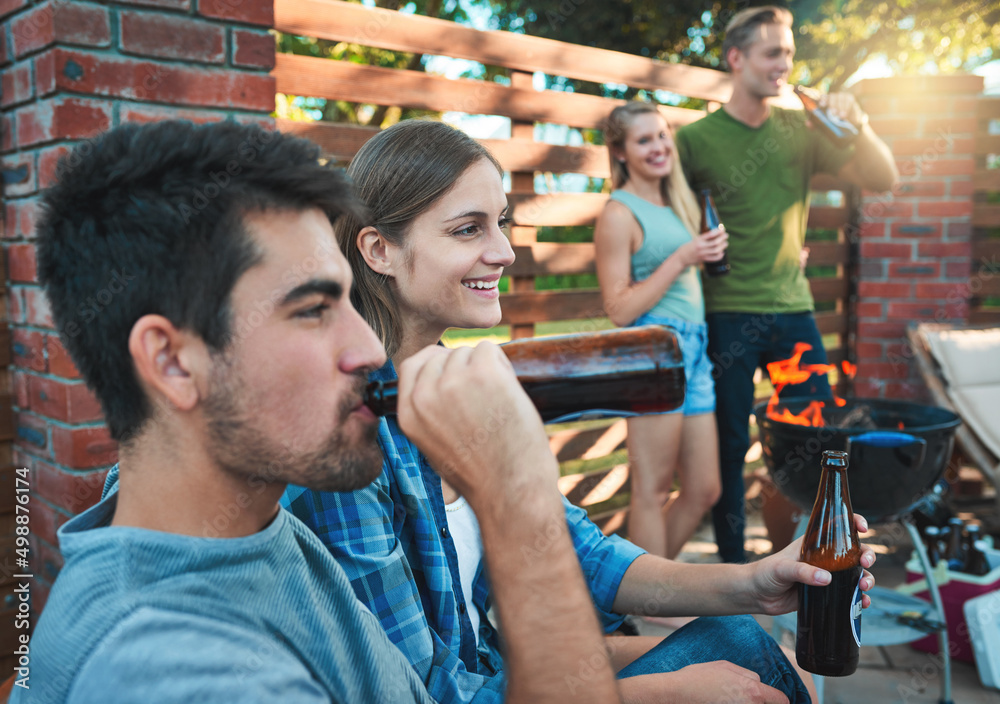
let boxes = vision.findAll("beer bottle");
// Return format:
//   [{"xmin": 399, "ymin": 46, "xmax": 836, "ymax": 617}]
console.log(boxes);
[
  {"xmin": 699, "ymin": 189, "xmax": 730, "ymax": 277},
  {"xmin": 945, "ymin": 517, "xmax": 966, "ymax": 570},
  {"xmin": 964, "ymin": 540, "xmax": 992, "ymax": 577},
  {"xmin": 923, "ymin": 526, "xmax": 942, "ymax": 568},
  {"xmin": 796, "ymin": 450, "xmax": 863, "ymax": 677},
  {"xmin": 793, "ymin": 85, "xmax": 861, "ymax": 149},
  {"xmin": 960, "ymin": 524, "xmax": 983, "ymax": 573},
  {"xmin": 363, "ymin": 325, "xmax": 686, "ymax": 422}
]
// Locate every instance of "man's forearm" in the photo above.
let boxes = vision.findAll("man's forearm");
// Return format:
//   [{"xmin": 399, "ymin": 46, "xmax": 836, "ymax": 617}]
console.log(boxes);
[
  {"xmin": 848, "ymin": 124, "xmax": 899, "ymax": 192},
  {"xmin": 476, "ymin": 488, "xmax": 620, "ymax": 704}
]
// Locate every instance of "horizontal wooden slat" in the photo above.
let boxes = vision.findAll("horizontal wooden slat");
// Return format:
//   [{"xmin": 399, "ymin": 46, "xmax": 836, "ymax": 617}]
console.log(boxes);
[
  {"xmin": 973, "ymin": 169, "xmax": 1000, "ymax": 192},
  {"xmin": 559, "ymin": 465, "xmax": 630, "ymax": 508},
  {"xmin": 274, "ymin": 53, "xmax": 702, "ymax": 131},
  {"xmin": 974, "ymin": 133, "xmax": 1000, "ymax": 156},
  {"xmin": 274, "ymin": 0, "xmax": 733, "ymax": 103},
  {"xmin": 976, "ymin": 98, "xmax": 1000, "ymax": 120},
  {"xmin": 969, "ymin": 309, "xmax": 1000, "ymax": 324},
  {"xmin": 278, "ymin": 120, "xmax": 614, "ymax": 177},
  {"xmin": 277, "ymin": 119, "xmax": 377, "ymax": 162},
  {"xmin": 973, "ymin": 238, "xmax": 1000, "ymax": 260},
  {"xmin": 500, "ymin": 290, "xmax": 605, "ymax": 323},
  {"xmin": 508, "ymin": 242, "xmax": 596, "ymax": 277},
  {"xmin": 809, "ymin": 278, "xmax": 850, "ymax": 301},
  {"xmin": 815, "ymin": 311, "xmax": 849, "ymax": 336},
  {"xmin": 509, "ymin": 192, "xmax": 606, "ymax": 226},
  {"xmin": 973, "ymin": 277, "xmax": 1000, "ymax": 297},
  {"xmin": 973, "ymin": 204, "xmax": 1000, "ymax": 228},
  {"xmin": 807, "ymin": 206, "xmax": 850, "ymax": 230},
  {"xmin": 809, "ymin": 277, "xmax": 849, "ymax": 301},
  {"xmin": 506, "ymin": 241, "xmax": 849, "ymax": 277},
  {"xmin": 804, "ymin": 241, "xmax": 849, "ymax": 266},
  {"xmin": 484, "ymin": 139, "xmax": 609, "ymax": 177}
]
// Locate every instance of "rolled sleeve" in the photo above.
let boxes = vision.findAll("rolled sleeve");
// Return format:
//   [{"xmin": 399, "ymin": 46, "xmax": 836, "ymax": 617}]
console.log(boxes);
[{"xmin": 563, "ymin": 497, "xmax": 645, "ymax": 631}]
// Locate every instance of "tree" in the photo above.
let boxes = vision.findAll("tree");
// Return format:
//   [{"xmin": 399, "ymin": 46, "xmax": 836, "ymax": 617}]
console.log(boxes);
[{"xmin": 486, "ymin": 0, "xmax": 999, "ymax": 91}]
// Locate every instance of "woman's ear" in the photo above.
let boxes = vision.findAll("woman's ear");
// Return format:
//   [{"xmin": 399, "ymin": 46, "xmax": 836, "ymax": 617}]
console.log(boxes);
[
  {"xmin": 356, "ymin": 226, "xmax": 395, "ymax": 277},
  {"xmin": 128, "ymin": 315, "xmax": 210, "ymax": 413}
]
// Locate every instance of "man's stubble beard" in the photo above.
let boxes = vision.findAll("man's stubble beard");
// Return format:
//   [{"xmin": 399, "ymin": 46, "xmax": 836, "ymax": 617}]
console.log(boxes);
[{"xmin": 202, "ymin": 353, "xmax": 384, "ymax": 494}]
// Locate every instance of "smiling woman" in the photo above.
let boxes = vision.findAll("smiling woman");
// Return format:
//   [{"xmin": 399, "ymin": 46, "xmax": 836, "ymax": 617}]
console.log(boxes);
[{"xmin": 335, "ymin": 120, "xmax": 511, "ymax": 361}]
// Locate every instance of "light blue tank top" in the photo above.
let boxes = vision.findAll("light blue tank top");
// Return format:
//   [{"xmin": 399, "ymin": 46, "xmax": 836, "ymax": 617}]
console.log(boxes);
[{"xmin": 610, "ymin": 189, "xmax": 704, "ymax": 323}]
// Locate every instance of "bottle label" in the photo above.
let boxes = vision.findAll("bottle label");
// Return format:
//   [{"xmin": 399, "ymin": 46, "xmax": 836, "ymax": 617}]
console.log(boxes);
[{"xmin": 850, "ymin": 577, "xmax": 863, "ymax": 646}]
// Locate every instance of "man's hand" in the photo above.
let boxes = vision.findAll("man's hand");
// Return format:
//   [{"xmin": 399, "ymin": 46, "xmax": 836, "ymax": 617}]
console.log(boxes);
[
  {"xmin": 819, "ymin": 91, "xmax": 868, "ymax": 130},
  {"xmin": 618, "ymin": 662, "xmax": 790, "ymax": 704},
  {"xmin": 748, "ymin": 513, "xmax": 877, "ymax": 616},
  {"xmin": 395, "ymin": 343, "xmax": 559, "ymax": 509}
]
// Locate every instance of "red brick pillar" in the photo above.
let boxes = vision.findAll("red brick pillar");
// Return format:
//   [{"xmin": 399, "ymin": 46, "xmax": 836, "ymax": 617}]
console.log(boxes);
[
  {"xmin": 851, "ymin": 75, "xmax": 983, "ymax": 400},
  {"xmin": 0, "ymin": 0, "xmax": 276, "ymax": 612}
]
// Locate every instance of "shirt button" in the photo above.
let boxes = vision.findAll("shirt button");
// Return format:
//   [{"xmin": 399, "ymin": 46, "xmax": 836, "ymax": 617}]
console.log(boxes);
[
  {"xmin": 441, "ymin": 527, "xmax": 449, "ymax": 538},
  {"xmin": 458, "ymin": 602, "xmax": 467, "ymax": 614}
]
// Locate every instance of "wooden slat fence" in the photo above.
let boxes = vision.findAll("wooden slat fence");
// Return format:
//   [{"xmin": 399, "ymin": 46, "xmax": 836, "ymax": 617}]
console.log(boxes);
[
  {"xmin": 972, "ymin": 97, "xmax": 1000, "ymax": 323},
  {"xmin": 273, "ymin": 0, "xmax": 858, "ymax": 533}
]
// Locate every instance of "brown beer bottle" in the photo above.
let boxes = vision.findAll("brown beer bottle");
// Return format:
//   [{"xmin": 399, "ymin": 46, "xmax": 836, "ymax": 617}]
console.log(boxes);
[
  {"xmin": 796, "ymin": 450, "xmax": 863, "ymax": 677},
  {"xmin": 363, "ymin": 325, "xmax": 686, "ymax": 422},
  {"xmin": 699, "ymin": 189, "xmax": 730, "ymax": 277},
  {"xmin": 964, "ymin": 540, "xmax": 992, "ymax": 577},
  {"xmin": 793, "ymin": 85, "xmax": 860, "ymax": 149},
  {"xmin": 923, "ymin": 526, "xmax": 942, "ymax": 568}
]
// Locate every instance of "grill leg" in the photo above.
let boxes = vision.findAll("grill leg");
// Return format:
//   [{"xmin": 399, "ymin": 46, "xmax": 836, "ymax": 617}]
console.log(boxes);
[{"xmin": 902, "ymin": 517, "xmax": 952, "ymax": 704}]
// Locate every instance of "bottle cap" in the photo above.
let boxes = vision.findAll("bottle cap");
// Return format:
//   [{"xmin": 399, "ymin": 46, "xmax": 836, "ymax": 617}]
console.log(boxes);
[{"xmin": 821, "ymin": 449, "xmax": 849, "ymax": 468}]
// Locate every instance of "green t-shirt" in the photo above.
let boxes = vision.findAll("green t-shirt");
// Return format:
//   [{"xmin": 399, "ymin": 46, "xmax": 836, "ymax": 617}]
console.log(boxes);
[{"xmin": 675, "ymin": 106, "xmax": 854, "ymax": 314}]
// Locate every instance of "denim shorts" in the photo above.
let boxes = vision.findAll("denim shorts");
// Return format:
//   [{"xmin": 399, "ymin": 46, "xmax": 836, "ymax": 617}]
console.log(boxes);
[{"xmin": 633, "ymin": 313, "xmax": 716, "ymax": 416}]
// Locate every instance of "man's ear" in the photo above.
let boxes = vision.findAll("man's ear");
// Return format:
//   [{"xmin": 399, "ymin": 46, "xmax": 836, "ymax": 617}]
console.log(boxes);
[
  {"xmin": 128, "ymin": 315, "xmax": 210, "ymax": 413},
  {"xmin": 726, "ymin": 46, "xmax": 743, "ymax": 73},
  {"xmin": 356, "ymin": 226, "xmax": 395, "ymax": 277}
]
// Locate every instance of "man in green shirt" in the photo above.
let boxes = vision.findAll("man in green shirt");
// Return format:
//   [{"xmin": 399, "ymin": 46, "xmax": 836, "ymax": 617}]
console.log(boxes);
[{"xmin": 675, "ymin": 6, "xmax": 898, "ymax": 563}]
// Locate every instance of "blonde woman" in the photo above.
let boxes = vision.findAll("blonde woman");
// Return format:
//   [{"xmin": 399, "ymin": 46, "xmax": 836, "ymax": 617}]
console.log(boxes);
[{"xmin": 595, "ymin": 102, "xmax": 726, "ymax": 560}]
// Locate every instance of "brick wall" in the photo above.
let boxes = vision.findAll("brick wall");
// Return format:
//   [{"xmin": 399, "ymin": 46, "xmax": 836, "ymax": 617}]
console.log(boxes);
[
  {"xmin": 0, "ymin": 0, "xmax": 276, "ymax": 630},
  {"xmin": 851, "ymin": 74, "xmax": 985, "ymax": 400}
]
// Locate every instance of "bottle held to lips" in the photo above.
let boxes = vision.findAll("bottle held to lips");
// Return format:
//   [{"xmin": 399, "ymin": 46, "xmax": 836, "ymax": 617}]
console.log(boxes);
[
  {"xmin": 699, "ymin": 189, "xmax": 730, "ymax": 277},
  {"xmin": 363, "ymin": 325, "xmax": 686, "ymax": 422},
  {"xmin": 796, "ymin": 450, "xmax": 863, "ymax": 677},
  {"xmin": 793, "ymin": 85, "xmax": 860, "ymax": 149}
]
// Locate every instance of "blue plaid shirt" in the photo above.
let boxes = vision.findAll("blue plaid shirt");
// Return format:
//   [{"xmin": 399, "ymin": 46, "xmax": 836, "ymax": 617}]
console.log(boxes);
[{"xmin": 283, "ymin": 362, "xmax": 644, "ymax": 704}]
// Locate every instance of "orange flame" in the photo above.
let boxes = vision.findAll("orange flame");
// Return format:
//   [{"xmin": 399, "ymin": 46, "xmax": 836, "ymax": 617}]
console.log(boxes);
[{"xmin": 765, "ymin": 343, "xmax": 845, "ymax": 426}]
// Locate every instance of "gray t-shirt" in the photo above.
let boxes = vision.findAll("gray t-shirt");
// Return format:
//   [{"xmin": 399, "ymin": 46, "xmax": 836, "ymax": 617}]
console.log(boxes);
[{"xmin": 17, "ymin": 471, "xmax": 434, "ymax": 704}]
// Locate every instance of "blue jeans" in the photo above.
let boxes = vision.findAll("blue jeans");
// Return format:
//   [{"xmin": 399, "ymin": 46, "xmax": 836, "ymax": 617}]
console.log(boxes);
[
  {"xmin": 706, "ymin": 312, "xmax": 832, "ymax": 563},
  {"xmin": 619, "ymin": 615, "xmax": 810, "ymax": 702}
]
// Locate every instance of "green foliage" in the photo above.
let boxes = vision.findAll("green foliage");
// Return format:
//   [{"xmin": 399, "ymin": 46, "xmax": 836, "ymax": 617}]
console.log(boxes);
[
  {"xmin": 484, "ymin": 0, "xmax": 999, "ymax": 91},
  {"xmin": 793, "ymin": 0, "xmax": 1000, "ymax": 89}
]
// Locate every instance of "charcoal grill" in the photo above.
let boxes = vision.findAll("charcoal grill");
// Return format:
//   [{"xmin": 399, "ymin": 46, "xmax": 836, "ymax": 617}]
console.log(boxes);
[{"xmin": 757, "ymin": 397, "xmax": 961, "ymax": 704}]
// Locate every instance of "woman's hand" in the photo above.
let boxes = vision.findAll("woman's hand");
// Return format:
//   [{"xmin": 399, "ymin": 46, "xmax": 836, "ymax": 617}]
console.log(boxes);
[{"xmin": 679, "ymin": 226, "xmax": 728, "ymax": 267}]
